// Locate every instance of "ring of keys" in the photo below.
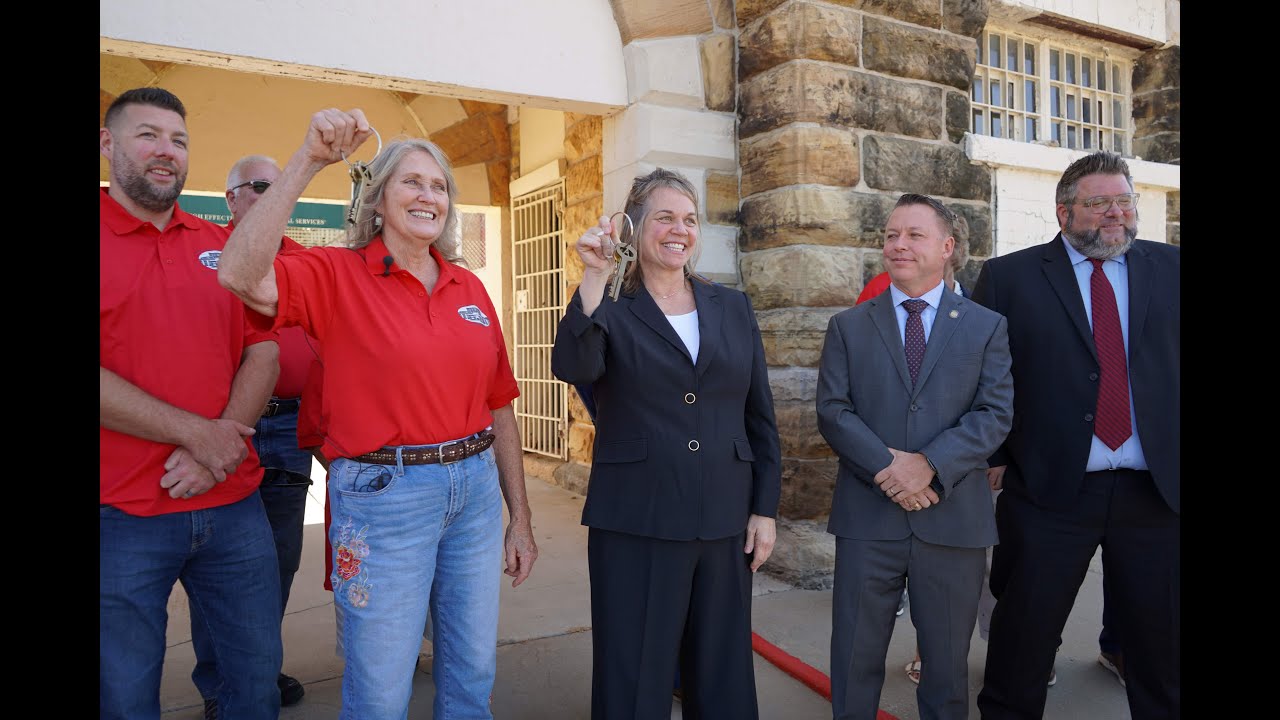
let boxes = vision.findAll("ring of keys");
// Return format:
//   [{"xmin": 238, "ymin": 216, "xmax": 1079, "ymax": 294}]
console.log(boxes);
[
  {"xmin": 342, "ymin": 125, "xmax": 383, "ymax": 226},
  {"xmin": 605, "ymin": 211, "xmax": 637, "ymax": 301}
]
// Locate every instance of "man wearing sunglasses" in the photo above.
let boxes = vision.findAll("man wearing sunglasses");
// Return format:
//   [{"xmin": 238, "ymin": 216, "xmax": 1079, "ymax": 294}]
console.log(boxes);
[
  {"xmin": 186, "ymin": 156, "xmax": 317, "ymax": 719},
  {"xmin": 973, "ymin": 152, "xmax": 1179, "ymax": 719}
]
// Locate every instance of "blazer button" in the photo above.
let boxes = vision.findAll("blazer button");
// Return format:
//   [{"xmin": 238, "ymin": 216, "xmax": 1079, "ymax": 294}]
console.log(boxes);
[
  {"xmin": 688, "ymin": 440, "xmax": 700, "ymax": 452},
  {"xmin": 684, "ymin": 392, "xmax": 696, "ymax": 404},
  {"xmin": 1084, "ymin": 413, "xmax": 1094, "ymax": 422},
  {"xmin": 910, "ymin": 404, "xmax": 919, "ymax": 412},
  {"xmin": 1088, "ymin": 372, "xmax": 1099, "ymax": 381}
]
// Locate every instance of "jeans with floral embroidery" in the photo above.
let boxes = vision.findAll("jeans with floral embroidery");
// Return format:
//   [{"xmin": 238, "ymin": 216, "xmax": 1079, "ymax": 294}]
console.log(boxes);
[{"xmin": 329, "ymin": 445, "xmax": 503, "ymax": 720}]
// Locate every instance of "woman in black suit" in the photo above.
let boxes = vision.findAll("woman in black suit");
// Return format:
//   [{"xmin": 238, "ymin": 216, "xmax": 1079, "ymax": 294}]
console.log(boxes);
[{"xmin": 551, "ymin": 168, "xmax": 782, "ymax": 719}]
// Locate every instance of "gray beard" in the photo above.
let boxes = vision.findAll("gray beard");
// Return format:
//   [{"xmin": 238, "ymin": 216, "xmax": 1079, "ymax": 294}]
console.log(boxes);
[{"xmin": 1062, "ymin": 225, "xmax": 1137, "ymax": 260}]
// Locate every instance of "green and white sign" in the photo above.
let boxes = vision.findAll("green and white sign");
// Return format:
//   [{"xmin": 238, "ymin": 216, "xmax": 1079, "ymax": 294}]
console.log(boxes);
[{"xmin": 177, "ymin": 191, "xmax": 347, "ymax": 229}]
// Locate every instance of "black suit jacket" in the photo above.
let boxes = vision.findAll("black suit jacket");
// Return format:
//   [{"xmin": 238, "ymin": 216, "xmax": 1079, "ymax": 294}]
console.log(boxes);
[
  {"xmin": 971, "ymin": 236, "xmax": 1179, "ymax": 514},
  {"xmin": 551, "ymin": 279, "xmax": 782, "ymax": 540}
]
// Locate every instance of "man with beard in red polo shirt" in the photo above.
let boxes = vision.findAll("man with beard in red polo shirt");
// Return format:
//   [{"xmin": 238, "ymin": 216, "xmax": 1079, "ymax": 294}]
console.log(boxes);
[{"xmin": 100, "ymin": 87, "xmax": 283, "ymax": 720}]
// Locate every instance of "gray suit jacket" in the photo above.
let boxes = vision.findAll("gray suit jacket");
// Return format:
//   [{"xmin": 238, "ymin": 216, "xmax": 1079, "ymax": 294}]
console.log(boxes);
[{"xmin": 817, "ymin": 287, "xmax": 1014, "ymax": 548}]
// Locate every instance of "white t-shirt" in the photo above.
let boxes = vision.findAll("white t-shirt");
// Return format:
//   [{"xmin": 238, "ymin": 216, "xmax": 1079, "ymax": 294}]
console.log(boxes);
[{"xmin": 665, "ymin": 310, "xmax": 700, "ymax": 364}]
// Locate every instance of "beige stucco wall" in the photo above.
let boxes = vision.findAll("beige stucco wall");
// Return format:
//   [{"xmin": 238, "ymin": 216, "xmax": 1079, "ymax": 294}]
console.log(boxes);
[
  {"xmin": 100, "ymin": 64, "xmax": 493, "ymax": 207},
  {"xmin": 966, "ymin": 134, "xmax": 1178, "ymax": 257},
  {"xmin": 518, "ymin": 108, "xmax": 566, "ymax": 176},
  {"xmin": 994, "ymin": 0, "xmax": 1174, "ymax": 44},
  {"xmin": 100, "ymin": 0, "xmax": 627, "ymax": 111}
]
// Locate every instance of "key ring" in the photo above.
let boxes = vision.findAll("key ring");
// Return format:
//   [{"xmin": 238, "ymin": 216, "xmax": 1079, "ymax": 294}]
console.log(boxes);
[
  {"xmin": 341, "ymin": 125, "xmax": 382, "ymax": 167},
  {"xmin": 603, "ymin": 211, "xmax": 636, "ymax": 261}
]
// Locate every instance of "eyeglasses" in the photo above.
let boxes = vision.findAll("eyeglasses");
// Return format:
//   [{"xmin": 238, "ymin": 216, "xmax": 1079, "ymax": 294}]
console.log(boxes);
[
  {"xmin": 1077, "ymin": 193, "xmax": 1139, "ymax": 214},
  {"xmin": 228, "ymin": 180, "xmax": 272, "ymax": 195}
]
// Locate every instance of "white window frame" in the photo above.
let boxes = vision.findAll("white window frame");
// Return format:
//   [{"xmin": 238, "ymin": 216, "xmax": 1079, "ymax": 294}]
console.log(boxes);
[{"xmin": 971, "ymin": 26, "xmax": 1135, "ymax": 155}]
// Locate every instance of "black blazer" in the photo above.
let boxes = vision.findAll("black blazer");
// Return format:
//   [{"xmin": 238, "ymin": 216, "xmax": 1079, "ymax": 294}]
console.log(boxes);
[
  {"xmin": 551, "ymin": 279, "xmax": 782, "ymax": 540},
  {"xmin": 971, "ymin": 236, "xmax": 1179, "ymax": 514}
]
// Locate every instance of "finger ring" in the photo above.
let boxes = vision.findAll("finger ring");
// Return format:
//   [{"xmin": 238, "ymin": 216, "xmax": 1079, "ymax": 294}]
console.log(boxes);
[
  {"xmin": 913, "ymin": 503, "xmax": 921, "ymax": 509},
  {"xmin": 184, "ymin": 490, "xmax": 195, "ymax": 498}
]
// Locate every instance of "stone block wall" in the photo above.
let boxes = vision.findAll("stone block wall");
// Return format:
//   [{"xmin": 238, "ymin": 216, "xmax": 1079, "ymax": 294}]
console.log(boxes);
[
  {"xmin": 436, "ymin": 100, "xmax": 512, "ymax": 207},
  {"xmin": 1133, "ymin": 44, "xmax": 1179, "ymax": 243},
  {"xmin": 563, "ymin": 112, "xmax": 605, "ymax": 468},
  {"xmin": 603, "ymin": 2, "xmax": 742, "ymax": 283},
  {"xmin": 570, "ymin": 0, "xmax": 744, "ymax": 468},
  {"xmin": 736, "ymin": 0, "xmax": 993, "ymax": 534},
  {"xmin": 1132, "ymin": 45, "xmax": 1180, "ymax": 166}
]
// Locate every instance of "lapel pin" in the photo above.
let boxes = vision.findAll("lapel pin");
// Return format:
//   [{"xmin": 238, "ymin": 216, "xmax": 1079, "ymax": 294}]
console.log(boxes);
[{"xmin": 949, "ymin": 309, "xmax": 959, "ymax": 319}]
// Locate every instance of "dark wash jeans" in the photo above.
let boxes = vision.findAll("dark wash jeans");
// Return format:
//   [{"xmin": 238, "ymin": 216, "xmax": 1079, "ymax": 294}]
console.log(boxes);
[
  {"xmin": 191, "ymin": 408, "xmax": 313, "ymax": 699},
  {"xmin": 100, "ymin": 492, "xmax": 282, "ymax": 720}
]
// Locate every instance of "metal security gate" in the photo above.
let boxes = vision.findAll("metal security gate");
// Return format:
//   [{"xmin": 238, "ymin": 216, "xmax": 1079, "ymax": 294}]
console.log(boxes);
[{"xmin": 511, "ymin": 181, "xmax": 568, "ymax": 459}]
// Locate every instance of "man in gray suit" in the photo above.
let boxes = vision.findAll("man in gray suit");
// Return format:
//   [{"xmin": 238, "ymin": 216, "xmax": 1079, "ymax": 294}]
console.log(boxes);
[{"xmin": 817, "ymin": 193, "xmax": 1014, "ymax": 720}]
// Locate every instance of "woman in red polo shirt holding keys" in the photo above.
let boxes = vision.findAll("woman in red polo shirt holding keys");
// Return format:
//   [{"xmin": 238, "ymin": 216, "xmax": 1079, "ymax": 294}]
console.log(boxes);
[{"xmin": 219, "ymin": 108, "xmax": 538, "ymax": 720}]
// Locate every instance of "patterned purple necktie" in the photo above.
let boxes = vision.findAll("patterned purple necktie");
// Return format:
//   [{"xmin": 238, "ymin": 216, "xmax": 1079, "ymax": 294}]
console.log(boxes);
[
  {"xmin": 1089, "ymin": 259, "xmax": 1132, "ymax": 450},
  {"xmin": 902, "ymin": 299, "xmax": 929, "ymax": 386}
]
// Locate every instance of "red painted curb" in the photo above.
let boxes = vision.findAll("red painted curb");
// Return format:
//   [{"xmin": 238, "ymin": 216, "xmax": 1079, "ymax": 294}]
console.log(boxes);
[{"xmin": 751, "ymin": 631, "xmax": 900, "ymax": 720}]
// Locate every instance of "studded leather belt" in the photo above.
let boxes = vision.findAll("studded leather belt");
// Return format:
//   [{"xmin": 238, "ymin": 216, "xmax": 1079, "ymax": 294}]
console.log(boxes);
[{"xmin": 351, "ymin": 431, "xmax": 495, "ymax": 466}]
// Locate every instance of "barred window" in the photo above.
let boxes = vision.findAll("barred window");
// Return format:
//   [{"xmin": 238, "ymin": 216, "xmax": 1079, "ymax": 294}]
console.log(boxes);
[{"xmin": 972, "ymin": 29, "xmax": 1130, "ymax": 154}]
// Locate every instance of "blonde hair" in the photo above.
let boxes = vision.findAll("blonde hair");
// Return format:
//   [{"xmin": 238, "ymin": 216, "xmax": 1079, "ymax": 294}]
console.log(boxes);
[
  {"xmin": 618, "ymin": 168, "xmax": 707, "ymax": 294},
  {"xmin": 346, "ymin": 138, "xmax": 462, "ymax": 263}
]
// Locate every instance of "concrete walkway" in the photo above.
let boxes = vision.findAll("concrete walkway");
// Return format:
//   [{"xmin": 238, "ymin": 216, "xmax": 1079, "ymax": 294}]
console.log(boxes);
[{"xmin": 156, "ymin": 458, "xmax": 1131, "ymax": 719}]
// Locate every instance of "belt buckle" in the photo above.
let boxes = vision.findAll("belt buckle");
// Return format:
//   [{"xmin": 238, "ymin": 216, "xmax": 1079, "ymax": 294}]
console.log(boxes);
[
  {"xmin": 262, "ymin": 401, "xmax": 278, "ymax": 417},
  {"xmin": 438, "ymin": 439, "xmax": 464, "ymax": 465}
]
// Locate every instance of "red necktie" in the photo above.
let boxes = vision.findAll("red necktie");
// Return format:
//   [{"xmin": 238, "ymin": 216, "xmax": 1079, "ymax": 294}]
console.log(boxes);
[
  {"xmin": 902, "ymin": 299, "xmax": 928, "ymax": 386},
  {"xmin": 1089, "ymin": 259, "xmax": 1131, "ymax": 450}
]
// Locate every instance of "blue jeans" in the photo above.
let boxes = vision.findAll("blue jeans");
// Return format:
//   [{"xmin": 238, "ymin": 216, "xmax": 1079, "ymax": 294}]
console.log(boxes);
[
  {"xmin": 192, "ymin": 409, "xmax": 313, "ymax": 698},
  {"xmin": 329, "ymin": 445, "xmax": 503, "ymax": 720},
  {"xmin": 251, "ymin": 408, "xmax": 313, "ymax": 616},
  {"xmin": 100, "ymin": 492, "xmax": 282, "ymax": 720},
  {"xmin": 253, "ymin": 406, "xmax": 316, "ymax": 476}
]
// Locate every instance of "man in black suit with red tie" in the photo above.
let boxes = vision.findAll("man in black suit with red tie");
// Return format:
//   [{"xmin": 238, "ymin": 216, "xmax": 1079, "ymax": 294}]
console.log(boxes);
[{"xmin": 973, "ymin": 152, "xmax": 1179, "ymax": 719}]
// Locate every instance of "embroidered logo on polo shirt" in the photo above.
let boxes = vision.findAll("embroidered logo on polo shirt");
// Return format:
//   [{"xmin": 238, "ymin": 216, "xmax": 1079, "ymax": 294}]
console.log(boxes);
[
  {"xmin": 198, "ymin": 250, "xmax": 222, "ymax": 270},
  {"xmin": 457, "ymin": 305, "xmax": 490, "ymax": 327}
]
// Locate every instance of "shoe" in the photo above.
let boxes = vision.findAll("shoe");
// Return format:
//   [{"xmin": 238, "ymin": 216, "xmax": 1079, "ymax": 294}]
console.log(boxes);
[
  {"xmin": 278, "ymin": 673, "xmax": 305, "ymax": 706},
  {"xmin": 904, "ymin": 660, "xmax": 921, "ymax": 685},
  {"xmin": 1098, "ymin": 651, "xmax": 1126, "ymax": 688},
  {"xmin": 896, "ymin": 590, "xmax": 908, "ymax": 617},
  {"xmin": 202, "ymin": 698, "xmax": 219, "ymax": 720}
]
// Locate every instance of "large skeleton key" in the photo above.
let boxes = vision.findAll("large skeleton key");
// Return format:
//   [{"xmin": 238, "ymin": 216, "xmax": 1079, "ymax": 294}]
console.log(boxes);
[
  {"xmin": 605, "ymin": 211, "xmax": 637, "ymax": 301},
  {"xmin": 346, "ymin": 162, "xmax": 372, "ymax": 226},
  {"xmin": 340, "ymin": 124, "xmax": 383, "ymax": 226},
  {"xmin": 608, "ymin": 242, "xmax": 637, "ymax": 301}
]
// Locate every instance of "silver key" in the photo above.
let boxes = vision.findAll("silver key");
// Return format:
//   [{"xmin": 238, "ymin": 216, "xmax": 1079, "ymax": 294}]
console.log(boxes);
[
  {"xmin": 605, "ymin": 211, "xmax": 636, "ymax": 301},
  {"xmin": 347, "ymin": 162, "xmax": 372, "ymax": 226},
  {"xmin": 608, "ymin": 242, "xmax": 636, "ymax": 301},
  {"xmin": 340, "ymin": 125, "xmax": 384, "ymax": 226}
]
